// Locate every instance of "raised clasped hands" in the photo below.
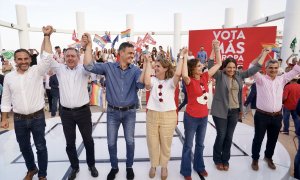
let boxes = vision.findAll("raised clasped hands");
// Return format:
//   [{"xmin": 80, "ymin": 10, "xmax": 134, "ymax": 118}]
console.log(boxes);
[
  {"xmin": 81, "ymin": 33, "xmax": 92, "ymax": 49},
  {"xmin": 42, "ymin": 25, "xmax": 54, "ymax": 36},
  {"xmin": 212, "ymin": 39, "xmax": 220, "ymax": 50}
]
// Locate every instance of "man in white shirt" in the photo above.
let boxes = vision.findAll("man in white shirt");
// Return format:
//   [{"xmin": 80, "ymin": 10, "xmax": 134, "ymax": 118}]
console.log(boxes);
[
  {"xmin": 46, "ymin": 35, "xmax": 98, "ymax": 180},
  {"xmin": 0, "ymin": 25, "xmax": 54, "ymax": 180}
]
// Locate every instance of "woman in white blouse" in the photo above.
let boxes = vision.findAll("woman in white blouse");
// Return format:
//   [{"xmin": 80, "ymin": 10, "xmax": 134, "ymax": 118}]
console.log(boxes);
[{"xmin": 143, "ymin": 50, "xmax": 185, "ymax": 180}]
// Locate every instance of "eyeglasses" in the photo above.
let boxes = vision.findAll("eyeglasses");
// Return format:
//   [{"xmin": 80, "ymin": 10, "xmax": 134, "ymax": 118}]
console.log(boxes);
[{"xmin": 158, "ymin": 84, "xmax": 163, "ymax": 102}]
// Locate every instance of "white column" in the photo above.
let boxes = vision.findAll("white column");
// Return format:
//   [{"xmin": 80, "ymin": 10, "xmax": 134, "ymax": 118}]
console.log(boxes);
[
  {"xmin": 247, "ymin": 0, "xmax": 261, "ymax": 25},
  {"xmin": 174, "ymin": 13, "xmax": 182, "ymax": 56},
  {"xmin": 224, "ymin": 8, "xmax": 234, "ymax": 28},
  {"xmin": 16, "ymin": 5, "xmax": 29, "ymax": 49},
  {"xmin": 126, "ymin": 14, "xmax": 134, "ymax": 42},
  {"xmin": 281, "ymin": 0, "xmax": 300, "ymax": 68},
  {"xmin": 76, "ymin": 12, "xmax": 85, "ymax": 39}
]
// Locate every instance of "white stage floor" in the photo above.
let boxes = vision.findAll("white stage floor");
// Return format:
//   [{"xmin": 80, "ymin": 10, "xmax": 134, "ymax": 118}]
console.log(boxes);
[{"xmin": 0, "ymin": 112, "xmax": 291, "ymax": 180}]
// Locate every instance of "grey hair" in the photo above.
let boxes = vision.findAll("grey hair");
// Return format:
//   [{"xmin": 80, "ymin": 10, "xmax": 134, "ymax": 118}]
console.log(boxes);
[{"xmin": 265, "ymin": 59, "xmax": 279, "ymax": 68}]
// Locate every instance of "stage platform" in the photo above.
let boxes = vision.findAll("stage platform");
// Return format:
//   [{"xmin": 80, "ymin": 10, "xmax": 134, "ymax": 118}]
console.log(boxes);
[{"xmin": 0, "ymin": 112, "xmax": 291, "ymax": 180}]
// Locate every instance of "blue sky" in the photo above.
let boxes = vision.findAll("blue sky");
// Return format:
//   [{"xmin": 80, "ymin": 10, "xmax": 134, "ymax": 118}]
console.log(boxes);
[{"xmin": 0, "ymin": 0, "xmax": 286, "ymax": 50}]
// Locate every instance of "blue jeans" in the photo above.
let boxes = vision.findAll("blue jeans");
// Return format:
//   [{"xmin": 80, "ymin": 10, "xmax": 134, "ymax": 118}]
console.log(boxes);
[
  {"xmin": 213, "ymin": 109, "xmax": 239, "ymax": 165},
  {"xmin": 107, "ymin": 106, "xmax": 136, "ymax": 169},
  {"xmin": 283, "ymin": 107, "xmax": 300, "ymax": 135},
  {"xmin": 180, "ymin": 113, "xmax": 208, "ymax": 176},
  {"xmin": 14, "ymin": 111, "xmax": 48, "ymax": 177}
]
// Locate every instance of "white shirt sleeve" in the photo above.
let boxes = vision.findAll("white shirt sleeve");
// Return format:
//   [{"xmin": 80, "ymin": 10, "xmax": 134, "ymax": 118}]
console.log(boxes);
[
  {"xmin": 37, "ymin": 51, "xmax": 54, "ymax": 76},
  {"xmin": 1, "ymin": 75, "xmax": 12, "ymax": 112}
]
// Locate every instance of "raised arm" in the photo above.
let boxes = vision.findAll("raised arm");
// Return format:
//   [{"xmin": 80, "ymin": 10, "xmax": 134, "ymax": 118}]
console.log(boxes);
[
  {"xmin": 282, "ymin": 61, "xmax": 300, "ymax": 85},
  {"xmin": 144, "ymin": 54, "xmax": 153, "ymax": 90},
  {"xmin": 43, "ymin": 26, "xmax": 54, "ymax": 54},
  {"xmin": 208, "ymin": 40, "xmax": 222, "ymax": 77},
  {"xmin": 82, "ymin": 33, "xmax": 94, "ymax": 66},
  {"xmin": 173, "ymin": 48, "xmax": 185, "ymax": 86},
  {"xmin": 37, "ymin": 26, "xmax": 56, "ymax": 75},
  {"xmin": 138, "ymin": 54, "xmax": 147, "ymax": 84},
  {"xmin": 251, "ymin": 47, "xmax": 271, "ymax": 66},
  {"xmin": 286, "ymin": 54, "xmax": 295, "ymax": 66},
  {"xmin": 240, "ymin": 48, "xmax": 271, "ymax": 79},
  {"xmin": 181, "ymin": 48, "xmax": 190, "ymax": 85}
]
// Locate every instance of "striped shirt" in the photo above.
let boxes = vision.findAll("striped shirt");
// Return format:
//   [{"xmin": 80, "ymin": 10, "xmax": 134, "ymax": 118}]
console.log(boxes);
[{"xmin": 250, "ymin": 64, "xmax": 300, "ymax": 113}]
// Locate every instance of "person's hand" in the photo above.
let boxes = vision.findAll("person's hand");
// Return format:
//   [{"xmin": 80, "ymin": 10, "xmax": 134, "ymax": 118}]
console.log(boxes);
[
  {"xmin": 262, "ymin": 47, "xmax": 272, "ymax": 54},
  {"xmin": 1, "ymin": 119, "xmax": 9, "ymax": 129},
  {"xmin": 42, "ymin": 25, "xmax": 54, "ymax": 36},
  {"xmin": 180, "ymin": 47, "xmax": 188, "ymax": 57},
  {"xmin": 81, "ymin": 33, "xmax": 92, "ymax": 49},
  {"xmin": 212, "ymin": 39, "xmax": 220, "ymax": 49},
  {"xmin": 143, "ymin": 53, "xmax": 152, "ymax": 63}
]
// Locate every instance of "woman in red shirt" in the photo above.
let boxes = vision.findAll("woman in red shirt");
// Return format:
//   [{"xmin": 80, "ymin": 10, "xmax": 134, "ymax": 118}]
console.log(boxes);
[{"xmin": 180, "ymin": 40, "xmax": 222, "ymax": 180}]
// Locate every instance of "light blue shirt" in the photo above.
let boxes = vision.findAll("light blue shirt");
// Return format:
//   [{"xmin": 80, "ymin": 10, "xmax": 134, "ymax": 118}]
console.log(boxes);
[
  {"xmin": 197, "ymin": 51, "xmax": 207, "ymax": 64},
  {"xmin": 84, "ymin": 62, "xmax": 144, "ymax": 107}
]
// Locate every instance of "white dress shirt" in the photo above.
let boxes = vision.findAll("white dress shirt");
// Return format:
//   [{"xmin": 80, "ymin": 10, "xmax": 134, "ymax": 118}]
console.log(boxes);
[
  {"xmin": 45, "ymin": 74, "xmax": 51, "ymax": 90},
  {"xmin": 1, "ymin": 52, "xmax": 53, "ymax": 115},
  {"xmin": 51, "ymin": 60, "xmax": 90, "ymax": 108}
]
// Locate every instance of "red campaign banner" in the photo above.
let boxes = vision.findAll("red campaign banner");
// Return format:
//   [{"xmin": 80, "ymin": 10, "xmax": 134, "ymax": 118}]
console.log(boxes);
[{"xmin": 189, "ymin": 26, "xmax": 277, "ymax": 69}]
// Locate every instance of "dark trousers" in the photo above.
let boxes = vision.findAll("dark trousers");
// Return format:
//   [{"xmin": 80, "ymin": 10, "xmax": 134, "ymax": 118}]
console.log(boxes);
[
  {"xmin": 14, "ymin": 111, "xmax": 48, "ymax": 177},
  {"xmin": 60, "ymin": 106, "xmax": 95, "ymax": 170},
  {"xmin": 251, "ymin": 111, "xmax": 282, "ymax": 160},
  {"xmin": 51, "ymin": 95, "xmax": 60, "ymax": 117},
  {"xmin": 46, "ymin": 89, "xmax": 52, "ymax": 112},
  {"xmin": 212, "ymin": 109, "xmax": 239, "ymax": 165}
]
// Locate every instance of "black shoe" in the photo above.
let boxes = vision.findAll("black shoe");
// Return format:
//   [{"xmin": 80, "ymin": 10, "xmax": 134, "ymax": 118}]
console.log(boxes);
[
  {"xmin": 68, "ymin": 168, "xmax": 79, "ymax": 180},
  {"xmin": 126, "ymin": 167, "xmax": 134, "ymax": 180},
  {"xmin": 107, "ymin": 168, "xmax": 119, "ymax": 180},
  {"xmin": 89, "ymin": 166, "xmax": 98, "ymax": 177}
]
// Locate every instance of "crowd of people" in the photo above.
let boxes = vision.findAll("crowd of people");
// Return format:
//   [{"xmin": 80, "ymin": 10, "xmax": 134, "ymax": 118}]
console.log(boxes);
[{"xmin": 0, "ymin": 25, "xmax": 300, "ymax": 180}]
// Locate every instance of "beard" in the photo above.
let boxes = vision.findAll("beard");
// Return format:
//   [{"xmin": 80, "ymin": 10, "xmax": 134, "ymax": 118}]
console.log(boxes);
[{"xmin": 17, "ymin": 63, "xmax": 30, "ymax": 71}]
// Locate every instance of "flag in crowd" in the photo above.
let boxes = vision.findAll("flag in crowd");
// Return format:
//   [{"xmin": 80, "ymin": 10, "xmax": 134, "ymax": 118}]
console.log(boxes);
[
  {"xmin": 135, "ymin": 36, "xmax": 144, "ymax": 48},
  {"xmin": 121, "ymin": 29, "xmax": 131, "ymax": 38},
  {"xmin": 90, "ymin": 83, "xmax": 103, "ymax": 106},
  {"xmin": 102, "ymin": 31, "xmax": 111, "ymax": 43},
  {"xmin": 1, "ymin": 50, "xmax": 14, "ymax": 61},
  {"xmin": 290, "ymin": 37, "xmax": 297, "ymax": 53},
  {"xmin": 111, "ymin": 35, "xmax": 119, "ymax": 48},
  {"xmin": 72, "ymin": 30, "xmax": 80, "ymax": 42},
  {"xmin": 143, "ymin": 33, "xmax": 156, "ymax": 45},
  {"xmin": 93, "ymin": 34, "xmax": 107, "ymax": 48}
]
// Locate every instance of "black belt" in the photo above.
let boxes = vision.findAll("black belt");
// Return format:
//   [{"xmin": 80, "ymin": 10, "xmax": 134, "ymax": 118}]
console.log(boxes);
[
  {"xmin": 108, "ymin": 104, "xmax": 135, "ymax": 111},
  {"xmin": 61, "ymin": 104, "xmax": 89, "ymax": 111},
  {"xmin": 256, "ymin": 108, "xmax": 282, "ymax": 116},
  {"xmin": 14, "ymin": 108, "xmax": 44, "ymax": 119}
]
